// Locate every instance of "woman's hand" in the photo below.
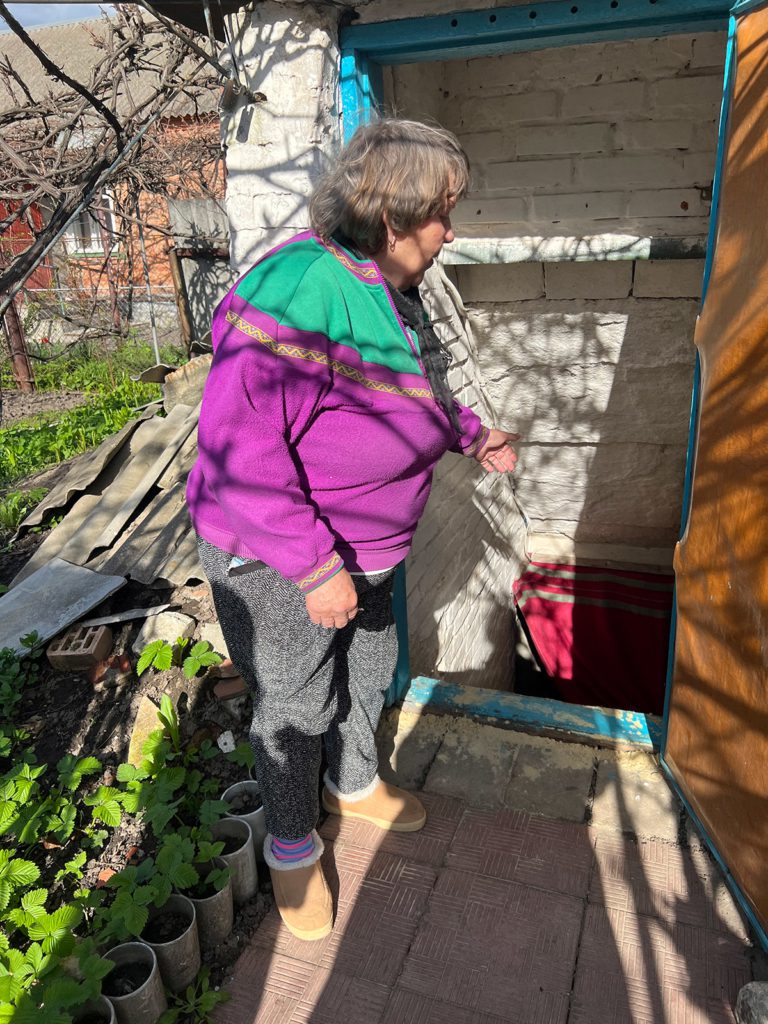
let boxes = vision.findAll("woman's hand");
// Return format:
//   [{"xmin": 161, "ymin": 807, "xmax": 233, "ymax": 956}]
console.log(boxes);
[
  {"xmin": 475, "ymin": 429, "xmax": 520, "ymax": 473},
  {"xmin": 305, "ymin": 568, "xmax": 359, "ymax": 629}
]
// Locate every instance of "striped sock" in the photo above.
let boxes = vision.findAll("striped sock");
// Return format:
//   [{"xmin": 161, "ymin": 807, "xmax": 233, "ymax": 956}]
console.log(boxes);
[{"xmin": 271, "ymin": 834, "xmax": 315, "ymax": 863}]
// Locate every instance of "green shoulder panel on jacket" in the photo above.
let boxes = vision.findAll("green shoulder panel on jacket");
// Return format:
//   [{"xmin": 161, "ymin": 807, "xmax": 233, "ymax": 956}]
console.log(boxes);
[{"xmin": 234, "ymin": 236, "xmax": 422, "ymax": 376}]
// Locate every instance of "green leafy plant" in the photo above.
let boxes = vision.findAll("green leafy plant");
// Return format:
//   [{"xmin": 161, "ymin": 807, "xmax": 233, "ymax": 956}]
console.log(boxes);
[
  {"xmin": 181, "ymin": 640, "xmax": 221, "ymax": 679},
  {"xmin": 137, "ymin": 637, "xmax": 222, "ymax": 679},
  {"xmin": 0, "ymin": 850, "xmax": 40, "ymax": 912},
  {"xmin": 0, "ymin": 379, "xmax": 161, "ymax": 486},
  {"xmin": 95, "ymin": 857, "xmax": 160, "ymax": 941},
  {"xmin": 157, "ymin": 694, "xmax": 181, "ymax": 753},
  {"xmin": 117, "ymin": 701, "xmax": 228, "ymax": 834},
  {"xmin": 227, "ymin": 742, "xmax": 255, "ymax": 773},
  {"xmin": 0, "ymin": 488, "xmax": 47, "ymax": 534},
  {"xmin": 0, "ymin": 638, "xmax": 235, "ymax": 1021},
  {"xmin": 136, "ymin": 638, "xmax": 174, "ymax": 675},
  {"xmin": 0, "ymin": 753, "xmax": 105, "ymax": 848},
  {"xmin": 158, "ymin": 967, "xmax": 230, "ymax": 1022},
  {"xmin": 0, "ymin": 651, "xmax": 26, "ymax": 722}
]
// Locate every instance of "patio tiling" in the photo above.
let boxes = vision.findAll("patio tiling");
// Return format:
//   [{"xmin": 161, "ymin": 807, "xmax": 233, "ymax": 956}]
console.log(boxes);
[{"xmin": 214, "ymin": 782, "xmax": 755, "ymax": 1024}]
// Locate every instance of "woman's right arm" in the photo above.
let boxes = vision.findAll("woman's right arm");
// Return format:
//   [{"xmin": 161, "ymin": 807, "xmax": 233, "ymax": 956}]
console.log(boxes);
[{"xmin": 195, "ymin": 291, "xmax": 345, "ymax": 600}]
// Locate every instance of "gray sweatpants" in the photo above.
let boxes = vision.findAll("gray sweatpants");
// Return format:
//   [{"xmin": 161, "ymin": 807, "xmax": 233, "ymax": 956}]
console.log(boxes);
[{"xmin": 197, "ymin": 538, "xmax": 398, "ymax": 840}]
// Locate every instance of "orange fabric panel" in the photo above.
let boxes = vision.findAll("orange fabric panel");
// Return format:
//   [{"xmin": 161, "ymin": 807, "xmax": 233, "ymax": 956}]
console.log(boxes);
[{"xmin": 668, "ymin": 9, "xmax": 768, "ymax": 934}]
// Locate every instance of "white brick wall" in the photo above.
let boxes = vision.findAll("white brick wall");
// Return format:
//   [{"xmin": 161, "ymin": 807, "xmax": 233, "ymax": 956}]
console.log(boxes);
[
  {"xmin": 463, "ymin": 275, "xmax": 702, "ymax": 546},
  {"xmin": 386, "ymin": 31, "xmax": 726, "ymax": 241},
  {"xmin": 408, "ymin": 265, "xmax": 528, "ymax": 689}
]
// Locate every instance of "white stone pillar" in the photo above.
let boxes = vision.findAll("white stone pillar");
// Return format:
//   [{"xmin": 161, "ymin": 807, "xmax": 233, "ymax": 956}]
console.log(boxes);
[{"xmin": 222, "ymin": 2, "xmax": 340, "ymax": 272}]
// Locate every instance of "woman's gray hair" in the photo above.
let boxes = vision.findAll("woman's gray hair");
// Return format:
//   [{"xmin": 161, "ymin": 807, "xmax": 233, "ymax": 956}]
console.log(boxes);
[{"xmin": 309, "ymin": 118, "xmax": 470, "ymax": 255}]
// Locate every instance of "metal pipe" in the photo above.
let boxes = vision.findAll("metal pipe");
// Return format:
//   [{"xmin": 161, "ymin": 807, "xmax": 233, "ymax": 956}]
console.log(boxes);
[
  {"xmin": 167, "ymin": 247, "xmax": 194, "ymax": 356},
  {"xmin": 3, "ymin": 296, "xmax": 35, "ymax": 393},
  {"xmin": 134, "ymin": 195, "xmax": 161, "ymax": 365}
]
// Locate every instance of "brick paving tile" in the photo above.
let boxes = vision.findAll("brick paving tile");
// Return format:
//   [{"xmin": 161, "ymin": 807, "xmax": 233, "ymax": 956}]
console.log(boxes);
[
  {"xmin": 446, "ymin": 806, "xmax": 595, "ymax": 898},
  {"xmin": 590, "ymin": 834, "xmax": 750, "ymax": 939},
  {"xmin": 213, "ymin": 947, "xmax": 314, "ymax": 1024},
  {"xmin": 319, "ymin": 792, "xmax": 464, "ymax": 867},
  {"xmin": 400, "ymin": 871, "xmax": 582, "ymax": 1022},
  {"xmin": 217, "ymin": 795, "xmax": 754, "ymax": 1024},
  {"xmin": 381, "ymin": 988, "xmax": 515, "ymax": 1024},
  {"xmin": 288, "ymin": 966, "xmax": 391, "ymax": 1023},
  {"xmin": 213, "ymin": 945, "xmax": 392, "ymax": 1024},
  {"xmin": 242, "ymin": 840, "xmax": 437, "ymax": 990},
  {"xmin": 569, "ymin": 904, "xmax": 750, "ymax": 1024}
]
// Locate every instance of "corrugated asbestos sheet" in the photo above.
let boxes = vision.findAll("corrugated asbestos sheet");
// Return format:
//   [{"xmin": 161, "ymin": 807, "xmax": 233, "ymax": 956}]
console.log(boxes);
[
  {"xmin": 10, "ymin": 357, "xmax": 211, "ymax": 602},
  {"xmin": 0, "ymin": 559, "xmax": 125, "ymax": 655}
]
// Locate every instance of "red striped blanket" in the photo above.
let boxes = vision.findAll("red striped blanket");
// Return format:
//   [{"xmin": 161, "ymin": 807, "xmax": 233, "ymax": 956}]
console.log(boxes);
[{"xmin": 513, "ymin": 561, "xmax": 674, "ymax": 714}]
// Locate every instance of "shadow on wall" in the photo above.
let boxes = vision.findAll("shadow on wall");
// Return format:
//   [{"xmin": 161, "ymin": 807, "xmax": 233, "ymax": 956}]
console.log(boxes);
[
  {"xmin": 405, "ymin": 451, "xmax": 522, "ymax": 692},
  {"xmin": 223, "ymin": 9, "xmax": 341, "ymax": 269}
]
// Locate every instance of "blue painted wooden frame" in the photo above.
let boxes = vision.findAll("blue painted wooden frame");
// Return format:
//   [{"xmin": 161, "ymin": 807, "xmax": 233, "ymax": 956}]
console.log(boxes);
[
  {"xmin": 340, "ymin": 0, "xmax": 730, "ymax": 65},
  {"xmin": 404, "ymin": 676, "xmax": 662, "ymax": 747}
]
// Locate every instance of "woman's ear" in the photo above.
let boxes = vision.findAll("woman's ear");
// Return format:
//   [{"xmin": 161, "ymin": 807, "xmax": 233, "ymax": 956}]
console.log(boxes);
[{"xmin": 382, "ymin": 211, "xmax": 396, "ymax": 252}]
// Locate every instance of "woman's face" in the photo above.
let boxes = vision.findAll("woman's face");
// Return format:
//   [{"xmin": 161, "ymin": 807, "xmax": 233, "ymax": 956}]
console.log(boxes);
[{"xmin": 381, "ymin": 197, "xmax": 457, "ymax": 290}]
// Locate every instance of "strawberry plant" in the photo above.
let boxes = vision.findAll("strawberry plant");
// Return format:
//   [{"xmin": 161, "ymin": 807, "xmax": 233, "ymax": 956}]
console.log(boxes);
[
  {"xmin": 0, "ymin": 637, "xmax": 239, "ymax": 1020},
  {"xmin": 137, "ymin": 638, "xmax": 221, "ymax": 679}
]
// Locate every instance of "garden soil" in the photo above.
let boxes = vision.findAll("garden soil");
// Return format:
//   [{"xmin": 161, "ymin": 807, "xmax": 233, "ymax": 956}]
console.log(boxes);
[
  {"xmin": 1, "ymin": 388, "xmax": 89, "ymax": 425},
  {"xmin": 0, "ymin": 530, "xmax": 275, "ymax": 993}
]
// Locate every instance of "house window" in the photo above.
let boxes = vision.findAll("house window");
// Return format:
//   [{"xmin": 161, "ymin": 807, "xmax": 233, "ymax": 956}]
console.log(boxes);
[{"xmin": 64, "ymin": 201, "xmax": 113, "ymax": 255}]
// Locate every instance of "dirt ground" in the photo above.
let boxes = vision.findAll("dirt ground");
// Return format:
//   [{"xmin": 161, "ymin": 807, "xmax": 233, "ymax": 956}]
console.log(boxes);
[{"xmin": 0, "ymin": 388, "xmax": 89, "ymax": 426}]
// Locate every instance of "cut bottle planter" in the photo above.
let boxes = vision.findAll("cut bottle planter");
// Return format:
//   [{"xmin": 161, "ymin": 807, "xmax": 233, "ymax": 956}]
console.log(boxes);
[
  {"xmin": 141, "ymin": 893, "xmax": 201, "ymax": 994},
  {"xmin": 187, "ymin": 857, "xmax": 234, "ymax": 949},
  {"xmin": 222, "ymin": 779, "xmax": 266, "ymax": 860},
  {"xmin": 102, "ymin": 942, "xmax": 167, "ymax": 1024},
  {"xmin": 73, "ymin": 995, "xmax": 116, "ymax": 1024},
  {"xmin": 211, "ymin": 816, "xmax": 258, "ymax": 904}
]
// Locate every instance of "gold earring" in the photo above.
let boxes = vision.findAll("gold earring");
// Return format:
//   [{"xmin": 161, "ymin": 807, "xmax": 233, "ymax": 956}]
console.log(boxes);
[{"xmin": 388, "ymin": 237, "xmax": 395, "ymax": 251}]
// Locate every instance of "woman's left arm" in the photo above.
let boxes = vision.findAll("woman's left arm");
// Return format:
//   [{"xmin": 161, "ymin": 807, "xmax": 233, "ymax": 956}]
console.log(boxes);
[{"xmin": 450, "ymin": 403, "xmax": 519, "ymax": 474}]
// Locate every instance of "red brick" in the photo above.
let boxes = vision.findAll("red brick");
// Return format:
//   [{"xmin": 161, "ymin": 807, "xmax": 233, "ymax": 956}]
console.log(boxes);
[
  {"xmin": 214, "ymin": 676, "xmax": 247, "ymax": 700},
  {"xmin": 47, "ymin": 625, "xmax": 112, "ymax": 670}
]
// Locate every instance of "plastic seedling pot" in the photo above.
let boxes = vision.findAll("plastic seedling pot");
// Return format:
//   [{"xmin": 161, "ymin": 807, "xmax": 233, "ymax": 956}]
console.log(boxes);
[
  {"xmin": 211, "ymin": 816, "xmax": 258, "ymax": 904},
  {"xmin": 72, "ymin": 995, "xmax": 116, "ymax": 1024},
  {"xmin": 186, "ymin": 857, "xmax": 234, "ymax": 949},
  {"xmin": 140, "ymin": 893, "xmax": 201, "ymax": 995},
  {"xmin": 102, "ymin": 942, "xmax": 167, "ymax": 1024},
  {"xmin": 222, "ymin": 779, "xmax": 266, "ymax": 859}
]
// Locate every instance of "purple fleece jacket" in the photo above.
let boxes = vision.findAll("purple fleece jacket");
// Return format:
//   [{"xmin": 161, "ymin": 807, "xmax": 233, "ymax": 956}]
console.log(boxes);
[{"xmin": 186, "ymin": 232, "xmax": 488, "ymax": 592}]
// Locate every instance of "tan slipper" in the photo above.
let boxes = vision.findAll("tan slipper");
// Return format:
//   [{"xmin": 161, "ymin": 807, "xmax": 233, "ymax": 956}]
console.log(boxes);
[
  {"xmin": 264, "ymin": 832, "xmax": 333, "ymax": 941},
  {"xmin": 322, "ymin": 778, "xmax": 427, "ymax": 832}
]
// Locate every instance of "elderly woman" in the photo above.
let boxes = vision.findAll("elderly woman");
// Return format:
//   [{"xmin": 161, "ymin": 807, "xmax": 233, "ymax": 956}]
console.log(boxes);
[{"xmin": 186, "ymin": 118, "xmax": 517, "ymax": 940}]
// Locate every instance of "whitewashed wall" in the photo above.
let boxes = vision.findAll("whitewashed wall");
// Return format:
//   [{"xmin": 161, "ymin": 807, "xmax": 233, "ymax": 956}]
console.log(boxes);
[
  {"xmin": 387, "ymin": 33, "xmax": 726, "ymax": 243},
  {"xmin": 387, "ymin": 32, "xmax": 725, "ymax": 551},
  {"xmin": 386, "ymin": 30, "xmax": 725, "ymax": 686},
  {"xmin": 223, "ymin": 3, "xmax": 726, "ymax": 690},
  {"xmin": 224, "ymin": 2, "xmax": 340, "ymax": 270}
]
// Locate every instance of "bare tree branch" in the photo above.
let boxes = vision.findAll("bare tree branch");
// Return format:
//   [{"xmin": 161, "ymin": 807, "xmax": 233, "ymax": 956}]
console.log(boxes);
[
  {"xmin": 0, "ymin": 2, "xmax": 123, "ymax": 139},
  {"xmin": 0, "ymin": 5, "xmax": 224, "ymax": 326}
]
